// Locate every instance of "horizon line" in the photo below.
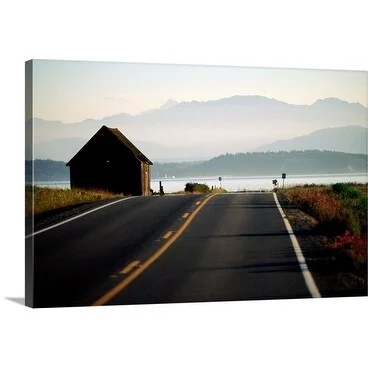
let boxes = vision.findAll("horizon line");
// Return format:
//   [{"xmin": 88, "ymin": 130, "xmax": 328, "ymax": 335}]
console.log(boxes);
[{"xmin": 31, "ymin": 94, "xmax": 367, "ymax": 125}]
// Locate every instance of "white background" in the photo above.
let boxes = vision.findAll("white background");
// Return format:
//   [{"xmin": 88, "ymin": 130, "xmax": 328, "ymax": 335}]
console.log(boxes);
[{"xmin": 0, "ymin": 1, "xmax": 367, "ymax": 367}]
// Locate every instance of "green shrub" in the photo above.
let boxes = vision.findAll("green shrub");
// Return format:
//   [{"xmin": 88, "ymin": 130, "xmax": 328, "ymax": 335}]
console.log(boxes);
[
  {"xmin": 331, "ymin": 183, "xmax": 367, "ymax": 235},
  {"xmin": 332, "ymin": 183, "xmax": 362, "ymax": 199},
  {"xmin": 185, "ymin": 182, "xmax": 211, "ymax": 194}
]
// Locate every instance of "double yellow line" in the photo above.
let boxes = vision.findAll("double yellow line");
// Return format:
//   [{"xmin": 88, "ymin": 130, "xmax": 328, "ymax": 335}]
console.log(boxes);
[{"xmin": 92, "ymin": 194, "xmax": 215, "ymax": 306}]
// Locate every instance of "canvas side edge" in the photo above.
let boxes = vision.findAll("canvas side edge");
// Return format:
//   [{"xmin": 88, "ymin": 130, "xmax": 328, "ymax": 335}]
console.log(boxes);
[{"xmin": 25, "ymin": 60, "xmax": 34, "ymax": 307}]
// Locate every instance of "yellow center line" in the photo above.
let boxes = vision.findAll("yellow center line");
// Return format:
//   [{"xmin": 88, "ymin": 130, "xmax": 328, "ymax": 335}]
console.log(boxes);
[
  {"xmin": 119, "ymin": 260, "xmax": 140, "ymax": 275},
  {"xmin": 182, "ymin": 212, "xmax": 190, "ymax": 219},
  {"xmin": 163, "ymin": 231, "xmax": 173, "ymax": 239},
  {"xmin": 92, "ymin": 194, "xmax": 216, "ymax": 306}
]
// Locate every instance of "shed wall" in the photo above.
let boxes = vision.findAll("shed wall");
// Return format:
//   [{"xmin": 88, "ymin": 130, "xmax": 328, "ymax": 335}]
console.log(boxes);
[{"xmin": 68, "ymin": 129, "xmax": 150, "ymax": 195}]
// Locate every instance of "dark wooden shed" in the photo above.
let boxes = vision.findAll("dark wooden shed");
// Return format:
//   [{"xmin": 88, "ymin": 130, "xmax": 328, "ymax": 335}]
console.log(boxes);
[{"xmin": 66, "ymin": 125, "xmax": 152, "ymax": 195}]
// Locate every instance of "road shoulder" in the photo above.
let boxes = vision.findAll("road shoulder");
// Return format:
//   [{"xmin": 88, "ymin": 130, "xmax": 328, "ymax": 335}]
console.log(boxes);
[{"xmin": 26, "ymin": 197, "xmax": 131, "ymax": 235}]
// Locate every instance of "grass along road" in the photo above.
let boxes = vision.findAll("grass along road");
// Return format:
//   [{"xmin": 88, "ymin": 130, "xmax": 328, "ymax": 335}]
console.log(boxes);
[
  {"xmin": 25, "ymin": 185, "xmax": 122, "ymax": 216},
  {"xmin": 277, "ymin": 183, "xmax": 367, "ymax": 296}
]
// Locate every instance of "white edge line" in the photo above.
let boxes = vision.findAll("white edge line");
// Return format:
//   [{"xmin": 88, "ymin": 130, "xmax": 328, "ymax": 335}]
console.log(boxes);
[
  {"xmin": 273, "ymin": 192, "xmax": 321, "ymax": 298},
  {"xmin": 25, "ymin": 196, "xmax": 136, "ymax": 239}
]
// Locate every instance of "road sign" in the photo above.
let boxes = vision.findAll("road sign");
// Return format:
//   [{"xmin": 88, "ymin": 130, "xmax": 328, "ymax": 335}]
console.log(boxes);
[{"xmin": 281, "ymin": 173, "xmax": 286, "ymax": 188}]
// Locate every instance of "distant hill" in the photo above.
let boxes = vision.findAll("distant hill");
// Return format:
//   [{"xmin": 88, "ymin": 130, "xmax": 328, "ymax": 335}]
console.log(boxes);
[
  {"xmin": 153, "ymin": 150, "xmax": 367, "ymax": 178},
  {"xmin": 27, "ymin": 151, "xmax": 367, "ymax": 183},
  {"xmin": 26, "ymin": 159, "xmax": 69, "ymax": 182},
  {"xmin": 255, "ymin": 126, "xmax": 367, "ymax": 154},
  {"xmin": 33, "ymin": 137, "xmax": 88, "ymax": 162},
  {"xmin": 27, "ymin": 95, "xmax": 367, "ymax": 161}
]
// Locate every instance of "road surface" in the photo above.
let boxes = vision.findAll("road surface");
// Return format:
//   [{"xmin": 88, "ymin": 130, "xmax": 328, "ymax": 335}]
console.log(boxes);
[{"xmin": 27, "ymin": 193, "xmax": 318, "ymax": 308}]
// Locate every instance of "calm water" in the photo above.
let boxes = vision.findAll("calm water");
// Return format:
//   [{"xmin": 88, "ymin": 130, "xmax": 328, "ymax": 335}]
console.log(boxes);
[{"xmin": 32, "ymin": 173, "xmax": 367, "ymax": 193}]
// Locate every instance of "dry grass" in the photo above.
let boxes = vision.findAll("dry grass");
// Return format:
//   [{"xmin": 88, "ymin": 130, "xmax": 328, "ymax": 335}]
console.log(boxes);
[
  {"xmin": 282, "ymin": 183, "xmax": 367, "ymax": 264},
  {"xmin": 25, "ymin": 185, "xmax": 122, "ymax": 216},
  {"xmin": 286, "ymin": 186, "xmax": 343, "ymax": 224},
  {"xmin": 211, "ymin": 187, "xmax": 228, "ymax": 194}
]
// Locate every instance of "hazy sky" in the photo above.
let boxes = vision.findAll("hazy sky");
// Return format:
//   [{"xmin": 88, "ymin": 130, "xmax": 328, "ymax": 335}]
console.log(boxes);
[{"xmin": 31, "ymin": 59, "xmax": 367, "ymax": 123}]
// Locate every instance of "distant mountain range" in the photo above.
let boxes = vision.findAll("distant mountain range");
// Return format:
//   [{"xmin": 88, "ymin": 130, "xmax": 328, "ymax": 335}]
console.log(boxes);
[
  {"xmin": 26, "ymin": 95, "xmax": 367, "ymax": 161},
  {"xmin": 159, "ymin": 98, "xmax": 179, "ymax": 110},
  {"xmin": 256, "ymin": 125, "xmax": 367, "ymax": 154}
]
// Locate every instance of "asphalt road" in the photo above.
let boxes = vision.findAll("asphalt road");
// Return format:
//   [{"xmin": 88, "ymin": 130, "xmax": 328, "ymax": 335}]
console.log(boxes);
[
  {"xmin": 29, "ymin": 193, "xmax": 315, "ymax": 308},
  {"xmin": 30, "ymin": 194, "xmax": 205, "ymax": 307}
]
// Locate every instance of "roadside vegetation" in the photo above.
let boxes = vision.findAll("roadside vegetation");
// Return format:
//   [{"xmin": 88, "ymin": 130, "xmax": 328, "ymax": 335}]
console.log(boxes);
[
  {"xmin": 185, "ymin": 182, "xmax": 211, "ymax": 194},
  {"xmin": 282, "ymin": 182, "xmax": 367, "ymax": 265},
  {"xmin": 25, "ymin": 185, "xmax": 122, "ymax": 216},
  {"xmin": 210, "ymin": 186, "xmax": 228, "ymax": 194},
  {"xmin": 184, "ymin": 182, "xmax": 227, "ymax": 194}
]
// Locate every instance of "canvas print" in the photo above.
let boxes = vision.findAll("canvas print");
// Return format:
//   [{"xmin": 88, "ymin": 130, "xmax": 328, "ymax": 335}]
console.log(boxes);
[{"xmin": 25, "ymin": 60, "xmax": 367, "ymax": 308}]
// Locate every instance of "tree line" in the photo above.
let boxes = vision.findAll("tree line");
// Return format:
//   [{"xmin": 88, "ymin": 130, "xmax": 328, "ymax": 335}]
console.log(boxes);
[
  {"xmin": 152, "ymin": 150, "xmax": 367, "ymax": 178},
  {"xmin": 26, "ymin": 150, "xmax": 367, "ymax": 182}
]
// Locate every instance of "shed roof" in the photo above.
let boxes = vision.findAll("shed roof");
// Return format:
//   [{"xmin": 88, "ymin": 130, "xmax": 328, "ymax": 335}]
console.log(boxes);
[{"xmin": 66, "ymin": 125, "xmax": 153, "ymax": 166}]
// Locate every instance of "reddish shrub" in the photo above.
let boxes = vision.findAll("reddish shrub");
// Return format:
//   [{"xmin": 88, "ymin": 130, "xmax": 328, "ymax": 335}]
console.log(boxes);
[{"xmin": 334, "ymin": 231, "xmax": 367, "ymax": 264}]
